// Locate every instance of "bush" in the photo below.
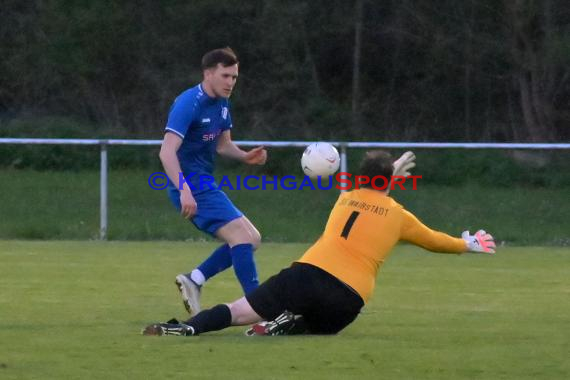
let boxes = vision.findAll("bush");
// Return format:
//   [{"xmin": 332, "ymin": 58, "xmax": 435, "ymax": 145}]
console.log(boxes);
[{"xmin": 0, "ymin": 117, "xmax": 160, "ymax": 170}]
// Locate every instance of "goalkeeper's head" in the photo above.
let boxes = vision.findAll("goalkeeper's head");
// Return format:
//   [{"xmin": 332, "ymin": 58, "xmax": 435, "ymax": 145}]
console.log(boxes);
[{"xmin": 358, "ymin": 150, "xmax": 394, "ymax": 191}]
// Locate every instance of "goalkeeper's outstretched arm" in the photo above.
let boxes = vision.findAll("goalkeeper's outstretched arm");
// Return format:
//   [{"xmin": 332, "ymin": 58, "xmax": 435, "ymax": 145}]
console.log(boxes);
[{"xmin": 400, "ymin": 210, "xmax": 496, "ymax": 254}]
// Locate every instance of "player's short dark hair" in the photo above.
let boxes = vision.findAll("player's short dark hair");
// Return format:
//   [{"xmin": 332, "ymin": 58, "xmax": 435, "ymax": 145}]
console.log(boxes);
[
  {"xmin": 358, "ymin": 150, "xmax": 394, "ymax": 189},
  {"xmin": 201, "ymin": 47, "xmax": 239, "ymax": 70}
]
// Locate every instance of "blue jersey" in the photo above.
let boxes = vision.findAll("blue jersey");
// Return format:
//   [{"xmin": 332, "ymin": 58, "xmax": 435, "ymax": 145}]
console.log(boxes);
[{"xmin": 165, "ymin": 84, "xmax": 233, "ymax": 192}]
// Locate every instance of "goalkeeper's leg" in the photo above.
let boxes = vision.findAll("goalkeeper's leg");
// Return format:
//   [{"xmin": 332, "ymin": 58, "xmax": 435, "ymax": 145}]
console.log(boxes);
[
  {"xmin": 142, "ymin": 298, "xmax": 262, "ymax": 336},
  {"xmin": 184, "ymin": 298, "xmax": 263, "ymax": 335}
]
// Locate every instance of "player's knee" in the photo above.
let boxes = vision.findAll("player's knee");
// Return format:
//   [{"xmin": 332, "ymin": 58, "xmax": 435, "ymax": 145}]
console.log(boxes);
[
  {"xmin": 249, "ymin": 229, "xmax": 261, "ymax": 249},
  {"xmin": 239, "ymin": 218, "xmax": 261, "ymax": 248},
  {"xmin": 227, "ymin": 303, "xmax": 246, "ymax": 325},
  {"xmin": 219, "ymin": 218, "xmax": 261, "ymax": 248},
  {"xmin": 227, "ymin": 299, "xmax": 260, "ymax": 325},
  {"xmin": 229, "ymin": 231, "xmax": 260, "ymax": 249},
  {"xmin": 238, "ymin": 223, "xmax": 261, "ymax": 249}
]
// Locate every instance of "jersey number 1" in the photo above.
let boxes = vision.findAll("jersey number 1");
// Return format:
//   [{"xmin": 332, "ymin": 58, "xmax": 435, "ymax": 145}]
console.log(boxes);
[{"xmin": 341, "ymin": 211, "xmax": 360, "ymax": 239}]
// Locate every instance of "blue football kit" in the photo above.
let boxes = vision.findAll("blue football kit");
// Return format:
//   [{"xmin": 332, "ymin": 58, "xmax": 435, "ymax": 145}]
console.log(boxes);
[
  {"xmin": 165, "ymin": 83, "xmax": 243, "ymax": 235},
  {"xmin": 164, "ymin": 83, "xmax": 258, "ymax": 295}
]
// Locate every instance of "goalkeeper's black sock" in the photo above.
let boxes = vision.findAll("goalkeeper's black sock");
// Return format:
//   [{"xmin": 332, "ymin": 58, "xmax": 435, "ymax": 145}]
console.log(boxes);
[{"xmin": 185, "ymin": 304, "xmax": 232, "ymax": 335}]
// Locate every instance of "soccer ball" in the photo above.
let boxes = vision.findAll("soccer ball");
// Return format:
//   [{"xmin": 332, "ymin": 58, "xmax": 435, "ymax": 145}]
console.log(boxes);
[{"xmin": 301, "ymin": 142, "xmax": 340, "ymax": 178}]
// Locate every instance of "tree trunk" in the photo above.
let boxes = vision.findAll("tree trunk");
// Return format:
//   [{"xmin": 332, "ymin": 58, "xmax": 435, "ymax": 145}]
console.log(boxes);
[
  {"xmin": 505, "ymin": 0, "xmax": 555, "ymax": 142},
  {"xmin": 383, "ymin": 1, "xmax": 405, "ymax": 138},
  {"xmin": 463, "ymin": 1, "xmax": 475, "ymax": 139},
  {"xmin": 302, "ymin": 25, "xmax": 321, "ymax": 97},
  {"xmin": 351, "ymin": 0, "xmax": 364, "ymax": 135}
]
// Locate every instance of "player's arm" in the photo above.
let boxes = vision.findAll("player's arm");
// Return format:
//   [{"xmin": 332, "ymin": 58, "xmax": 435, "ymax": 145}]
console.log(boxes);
[
  {"xmin": 159, "ymin": 132, "xmax": 197, "ymax": 218},
  {"xmin": 216, "ymin": 130, "xmax": 267, "ymax": 165},
  {"xmin": 400, "ymin": 210, "xmax": 468, "ymax": 253},
  {"xmin": 399, "ymin": 210, "xmax": 496, "ymax": 254}
]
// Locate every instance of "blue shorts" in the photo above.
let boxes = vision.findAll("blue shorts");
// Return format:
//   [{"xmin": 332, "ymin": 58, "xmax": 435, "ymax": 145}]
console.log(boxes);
[{"xmin": 167, "ymin": 186, "xmax": 243, "ymax": 236}]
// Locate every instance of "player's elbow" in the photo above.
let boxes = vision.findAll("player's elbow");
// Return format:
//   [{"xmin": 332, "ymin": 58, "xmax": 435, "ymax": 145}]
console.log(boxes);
[
  {"xmin": 158, "ymin": 150, "xmax": 166, "ymax": 165},
  {"xmin": 159, "ymin": 145, "xmax": 173, "ymax": 163},
  {"xmin": 215, "ymin": 143, "xmax": 227, "ymax": 156}
]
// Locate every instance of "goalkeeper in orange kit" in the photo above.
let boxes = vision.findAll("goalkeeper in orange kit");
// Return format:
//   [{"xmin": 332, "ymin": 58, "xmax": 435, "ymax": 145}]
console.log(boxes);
[{"xmin": 143, "ymin": 150, "xmax": 496, "ymax": 337}]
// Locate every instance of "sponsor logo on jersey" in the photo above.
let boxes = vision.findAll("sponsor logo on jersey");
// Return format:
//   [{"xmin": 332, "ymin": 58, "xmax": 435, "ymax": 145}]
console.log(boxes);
[{"xmin": 202, "ymin": 129, "xmax": 222, "ymax": 142}]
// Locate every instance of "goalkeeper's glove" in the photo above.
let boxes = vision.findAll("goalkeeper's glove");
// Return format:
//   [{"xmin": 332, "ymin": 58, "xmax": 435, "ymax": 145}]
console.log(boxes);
[
  {"xmin": 393, "ymin": 151, "xmax": 416, "ymax": 177},
  {"xmin": 462, "ymin": 230, "xmax": 496, "ymax": 254}
]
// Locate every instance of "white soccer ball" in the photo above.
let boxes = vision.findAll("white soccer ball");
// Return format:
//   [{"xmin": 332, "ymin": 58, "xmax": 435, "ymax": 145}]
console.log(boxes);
[{"xmin": 301, "ymin": 142, "xmax": 340, "ymax": 178}]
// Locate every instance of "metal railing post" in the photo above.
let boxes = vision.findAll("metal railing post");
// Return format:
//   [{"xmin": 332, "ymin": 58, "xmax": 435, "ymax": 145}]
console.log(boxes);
[
  {"xmin": 100, "ymin": 141, "xmax": 108, "ymax": 240},
  {"xmin": 340, "ymin": 144, "xmax": 348, "ymax": 193}
]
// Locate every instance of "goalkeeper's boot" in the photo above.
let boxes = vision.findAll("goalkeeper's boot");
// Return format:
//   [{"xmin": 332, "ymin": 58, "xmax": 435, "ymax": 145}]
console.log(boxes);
[
  {"xmin": 175, "ymin": 274, "xmax": 202, "ymax": 316},
  {"xmin": 244, "ymin": 321, "xmax": 268, "ymax": 336},
  {"xmin": 142, "ymin": 318, "xmax": 195, "ymax": 336},
  {"xmin": 245, "ymin": 311, "xmax": 307, "ymax": 336}
]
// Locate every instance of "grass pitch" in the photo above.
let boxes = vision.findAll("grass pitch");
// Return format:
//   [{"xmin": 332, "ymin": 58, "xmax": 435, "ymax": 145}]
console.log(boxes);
[
  {"xmin": 0, "ymin": 241, "xmax": 568, "ymax": 379},
  {"xmin": 1, "ymin": 169, "xmax": 569, "ymax": 245}
]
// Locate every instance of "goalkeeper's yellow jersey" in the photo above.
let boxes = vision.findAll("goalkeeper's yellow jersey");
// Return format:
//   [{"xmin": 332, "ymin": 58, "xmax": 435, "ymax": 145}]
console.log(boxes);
[{"xmin": 297, "ymin": 188, "xmax": 466, "ymax": 303}]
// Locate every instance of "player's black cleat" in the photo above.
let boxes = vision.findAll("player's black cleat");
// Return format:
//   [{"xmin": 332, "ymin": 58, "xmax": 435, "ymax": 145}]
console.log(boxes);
[
  {"xmin": 142, "ymin": 318, "xmax": 195, "ymax": 336},
  {"xmin": 245, "ymin": 311, "xmax": 307, "ymax": 336}
]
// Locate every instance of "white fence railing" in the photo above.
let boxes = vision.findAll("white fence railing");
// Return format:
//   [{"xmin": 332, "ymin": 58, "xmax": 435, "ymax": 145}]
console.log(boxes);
[{"xmin": 2, "ymin": 138, "xmax": 569, "ymax": 240}]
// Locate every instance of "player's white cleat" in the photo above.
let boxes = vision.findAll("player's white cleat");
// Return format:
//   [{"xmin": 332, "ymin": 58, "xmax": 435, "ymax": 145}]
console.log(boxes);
[{"xmin": 175, "ymin": 274, "xmax": 202, "ymax": 316}]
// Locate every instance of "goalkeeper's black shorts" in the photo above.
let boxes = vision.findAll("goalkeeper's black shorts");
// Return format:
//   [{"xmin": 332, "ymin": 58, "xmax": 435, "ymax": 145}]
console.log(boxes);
[{"xmin": 246, "ymin": 262, "xmax": 364, "ymax": 334}]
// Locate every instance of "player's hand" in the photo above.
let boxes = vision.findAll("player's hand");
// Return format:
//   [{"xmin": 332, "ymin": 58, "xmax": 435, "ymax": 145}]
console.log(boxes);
[
  {"xmin": 180, "ymin": 189, "xmax": 197, "ymax": 219},
  {"xmin": 462, "ymin": 230, "xmax": 496, "ymax": 254},
  {"xmin": 393, "ymin": 151, "xmax": 416, "ymax": 177},
  {"xmin": 243, "ymin": 146, "xmax": 267, "ymax": 165}
]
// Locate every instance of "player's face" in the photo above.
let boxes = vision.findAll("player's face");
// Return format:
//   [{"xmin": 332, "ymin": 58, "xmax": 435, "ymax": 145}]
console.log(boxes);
[{"xmin": 204, "ymin": 64, "xmax": 238, "ymax": 98}]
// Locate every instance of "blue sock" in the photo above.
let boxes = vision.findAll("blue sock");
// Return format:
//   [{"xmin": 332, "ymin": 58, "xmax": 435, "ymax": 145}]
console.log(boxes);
[
  {"xmin": 196, "ymin": 244, "xmax": 232, "ymax": 281},
  {"xmin": 231, "ymin": 243, "xmax": 259, "ymax": 294}
]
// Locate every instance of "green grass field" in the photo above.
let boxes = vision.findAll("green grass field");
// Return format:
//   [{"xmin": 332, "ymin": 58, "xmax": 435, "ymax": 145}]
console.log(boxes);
[
  {"xmin": 0, "ymin": 241, "xmax": 568, "ymax": 379},
  {"xmin": 0, "ymin": 169, "xmax": 569, "ymax": 245}
]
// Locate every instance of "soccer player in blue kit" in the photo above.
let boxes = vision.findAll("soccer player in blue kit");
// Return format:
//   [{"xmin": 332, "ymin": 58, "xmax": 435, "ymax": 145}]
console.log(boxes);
[{"xmin": 159, "ymin": 47, "xmax": 267, "ymax": 316}]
